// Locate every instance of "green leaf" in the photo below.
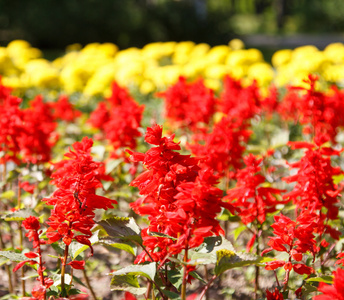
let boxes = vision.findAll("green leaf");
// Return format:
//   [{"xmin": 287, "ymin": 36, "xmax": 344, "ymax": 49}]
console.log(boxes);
[
  {"xmin": 52, "ymin": 273, "xmax": 72, "ymax": 286},
  {"xmin": 110, "ymin": 274, "xmax": 146, "ymax": 295},
  {"xmin": 306, "ymin": 275, "xmax": 333, "ymax": 284},
  {"xmin": 148, "ymin": 231, "xmax": 177, "ymax": 241},
  {"xmin": 333, "ymin": 174, "xmax": 344, "ymax": 185},
  {"xmin": 110, "ymin": 262, "xmax": 156, "ymax": 281},
  {"xmin": 302, "ymin": 282, "xmax": 319, "ymax": 297},
  {"xmin": 189, "ymin": 236, "xmax": 235, "ymax": 265},
  {"xmin": 70, "ymin": 230, "xmax": 100, "ymax": 260},
  {"xmin": 0, "ymin": 256, "xmax": 9, "ymax": 266},
  {"xmin": 0, "ymin": 251, "xmax": 37, "ymax": 262},
  {"xmin": 46, "ymin": 286, "xmax": 59, "ymax": 298},
  {"xmin": 0, "ymin": 190, "xmax": 15, "ymax": 199},
  {"xmin": 47, "ymin": 254, "xmax": 60, "ymax": 259},
  {"xmin": 167, "ymin": 269, "xmax": 183, "ymax": 290},
  {"xmin": 97, "ymin": 217, "xmax": 142, "ymax": 244},
  {"xmin": 92, "ymin": 145, "xmax": 106, "ymax": 160},
  {"xmin": 99, "ymin": 237, "xmax": 137, "ymax": 256},
  {"xmin": 189, "ymin": 271, "xmax": 207, "ymax": 285},
  {"xmin": 50, "ymin": 243, "xmax": 65, "ymax": 256},
  {"xmin": 69, "ymin": 289, "xmax": 85, "ymax": 296},
  {"xmin": 2, "ymin": 209, "xmax": 38, "ymax": 221},
  {"xmin": 106, "ymin": 159, "xmax": 123, "ymax": 173},
  {"xmin": 161, "ymin": 289, "xmax": 181, "ymax": 300},
  {"xmin": 215, "ymin": 249, "xmax": 263, "ymax": 276},
  {"xmin": 21, "ymin": 273, "xmax": 39, "ymax": 280},
  {"xmin": 271, "ymin": 129, "xmax": 290, "ymax": 148},
  {"xmin": 0, "ymin": 294, "xmax": 19, "ymax": 300},
  {"xmin": 232, "ymin": 225, "xmax": 247, "ymax": 241}
]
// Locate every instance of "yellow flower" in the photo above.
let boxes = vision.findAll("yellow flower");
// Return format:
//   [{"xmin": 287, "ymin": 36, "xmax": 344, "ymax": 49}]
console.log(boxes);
[{"xmin": 271, "ymin": 49, "xmax": 292, "ymax": 68}]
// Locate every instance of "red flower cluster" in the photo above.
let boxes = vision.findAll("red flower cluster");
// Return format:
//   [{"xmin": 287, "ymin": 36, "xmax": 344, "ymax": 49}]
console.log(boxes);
[
  {"xmin": 0, "ymin": 80, "xmax": 78, "ymax": 165},
  {"xmin": 314, "ymin": 268, "xmax": 344, "ymax": 300},
  {"xmin": 263, "ymin": 211, "xmax": 317, "ymax": 276},
  {"xmin": 128, "ymin": 125, "xmax": 232, "ymax": 263},
  {"xmin": 157, "ymin": 76, "xmax": 215, "ymax": 132},
  {"xmin": 50, "ymin": 95, "xmax": 81, "ymax": 122},
  {"xmin": 224, "ymin": 153, "xmax": 286, "ymax": 225},
  {"xmin": 89, "ymin": 81, "xmax": 144, "ymax": 157},
  {"xmin": 283, "ymin": 141, "xmax": 342, "ymax": 239},
  {"xmin": 0, "ymin": 79, "xmax": 23, "ymax": 164},
  {"xmin": 219, "ymin": 75, "xmax": 261, "ymax": 123},
  {"xmin": 187, "ymin": 115, "xmax": 251, "ymax": 179},
  {"xmin": 43, "ymin": 137, "xmax": 115, "ymax": 253},
  {"xmin": 279, "ymin": 75, "xmax": 344, "ymax": 142},
  {"xmin": 19, "ymin": 95, "xmax": 58, "ymax": 164},
  {"xmin": 266, "ymin": 287, "xmax": 284, "ymax": 300}
]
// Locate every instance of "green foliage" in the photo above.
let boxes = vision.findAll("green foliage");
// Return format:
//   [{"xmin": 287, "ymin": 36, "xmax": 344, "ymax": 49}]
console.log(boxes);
[
  {"xmin": 110, "ymin": 262, "xmax": 157, "ymax": 295},
  {"xmin": 0, "ymin": 251, "xmax": 36, "ymax": 262},
  {"xmin": 2, "ymin": 208, "xmax": 38, "ymax": 222},
  {"xmin": 69, "ymin": 230, "xmax": 99, "ymax": 260},
  {"xmin": 110, "ymin": 262, "xmax": 156, "ymax": 281},
  {"xmin": 97, "ymin": 216, "xmax": 142, "ymax": 244},
  {"xmin": 215, "ymin": 249, "xmax": 263, "ymax": 276},
  {"xmin": 110, "ymin": 274, "xmax": 146, "ymax": 295}
]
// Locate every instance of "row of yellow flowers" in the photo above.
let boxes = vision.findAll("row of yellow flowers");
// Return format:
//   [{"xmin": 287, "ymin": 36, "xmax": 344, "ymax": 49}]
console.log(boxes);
[{"xmin": 0, "ymin": 39, "xmax": 344, "ymax": 96}]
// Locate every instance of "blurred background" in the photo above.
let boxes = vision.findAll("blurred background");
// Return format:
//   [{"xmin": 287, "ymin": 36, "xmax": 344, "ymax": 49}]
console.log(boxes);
[{"xmin": 1, "ymin": 0, "xmax": 344, "ymax": 59}]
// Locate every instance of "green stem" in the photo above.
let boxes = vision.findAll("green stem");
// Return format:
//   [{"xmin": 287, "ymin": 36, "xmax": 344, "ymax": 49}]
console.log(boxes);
[
  {"xmin": 181, "ymin": 247, "xmax": 188, "ymax": 300},
  {"xmin": 18, "ymin": 179, "xmax": 26, "ymax": 297},
  {"xmin": 254, "ymin": 228, "xmax": 261, "ymax": 300},
  {"xmin": 60, "ymin": 244, "xmax": 69, "ymax": 297}
]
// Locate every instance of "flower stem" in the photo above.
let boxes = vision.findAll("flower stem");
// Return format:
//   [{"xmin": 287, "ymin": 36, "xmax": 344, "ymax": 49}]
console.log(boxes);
[
  {"xmin": 83, "ymin": 268, "xmax": 97, "ymax": 300},
  {"xmin": 181, "ymin": 247, "xmax": 188, "ymax": 300},
  {"xmin": 60, "ymin": 244, "xmax": 69, "ymax": 297},
  {"xmin": 198, "ymin": 275, "xmax": 217, "ymax": 300},
  {"xmin": 18, "ymin": 179, "xmax": 26, "ymax": 297},
  {"xmin": 0, "ymin": 229, "xmax": 14, "ymax": 294},
  {"xmin": 254, "ymin": 228, "xmax": 261, "ymax": 300}
]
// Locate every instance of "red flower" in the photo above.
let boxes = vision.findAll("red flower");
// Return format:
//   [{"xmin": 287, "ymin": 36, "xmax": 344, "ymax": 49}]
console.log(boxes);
[
  {"xmin": 336, "ymin": 253, "xmax": 344, "ymax": 266},
  {"xmin": 224, "ymin": 154, "xmax": 286, "ymax": 225},
  {"xmin": 18, "ymin": 95, "xmax": 58, "ymax": 164},
  {"xmin": 43, "ymin": 137, "xmax": 115, "ymax": 248},
  {"xmin": 128, "ymin": 125, "xmax": 231, "ymax": 263},
  {"xmin": 157, "ymin": 76, "xmax": 215, "ymax": 132},
  {"xmin": 314, "ymin": 268, "xmax": 344, "ymax": 300},
  {"xmin": 187, "ymin": 114, "xmax": 251, "ymax": 179},
  {"xmin": 278, "ymin": 75, "xmax": 344, "ymax": 143},
  {"xmin": 283, "ymin": 141, "xmax": 342, "ymax": 238},
  {"xmin": 219, "ymin": 75, "xmax": 261, "ymax": 123},
  {"xmin": 50, "ymin": 95, "xmax": 81, "ymax": 122},
  {"xmin": 265, "ymin": 260, "xmax": 286, "ymax": 271},
  {"xmin": 0, "ymin": 79, "xmax": 23, "ymax": 164},
  {"xmin": 22, "ymin": 216, "xmax": 41, "ymax": 231},
  {"xmin": 88, "ymin": 81, "xmax": 144, "ymax": 157},
  {"xmin": 263, "ymin": 212, "xmax": 317, "ymax": 278},
  {"xmin": 68, "ymin": 260, "xmax": 85, "ymax": 270},
  {"xmin": 121, "ymin": 292, "xmax": 136, "ymax": 300},
  {"xmin": 20, "ymin": 181, "xmax": 35, "ymax": 194},
  {"xmin": 266, "ymin": 287, "xmax": 284, "ymax": 300}
]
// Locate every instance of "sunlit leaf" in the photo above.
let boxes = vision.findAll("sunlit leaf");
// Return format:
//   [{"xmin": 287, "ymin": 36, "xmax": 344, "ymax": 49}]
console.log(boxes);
[
  {"xmin": 97, "ymin": 217, "xmax": 142, "ymax": 244},
  {"xmin": 110, "ymin": 262, "xmax": 156, "ymax": 281},
  {"xmin": 215, "ymin": 249, "xmax": 263, "ymax": 276},
  {"xmin": 110, "ymin": 274, "xmax": 146, "ymax": 295}
]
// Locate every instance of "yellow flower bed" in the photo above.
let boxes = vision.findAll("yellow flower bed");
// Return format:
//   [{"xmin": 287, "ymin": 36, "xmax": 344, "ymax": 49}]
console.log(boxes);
[{"xmin": 1, "ymin": 39, "xmax": 343, "ymax": 97}]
